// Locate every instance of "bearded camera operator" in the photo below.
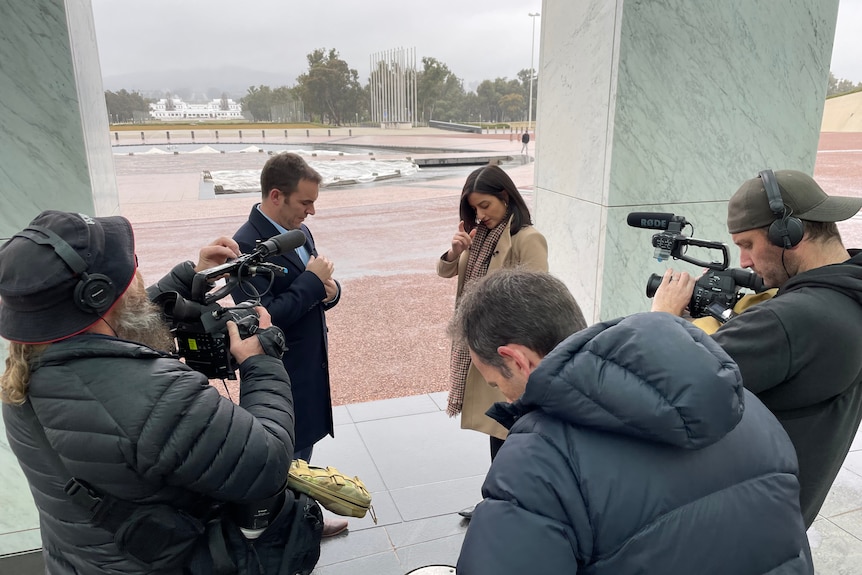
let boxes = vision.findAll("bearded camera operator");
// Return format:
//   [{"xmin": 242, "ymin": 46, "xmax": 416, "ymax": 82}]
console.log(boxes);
[
  {"xmin": 0, "ymin": 211, "xmax": 308, "ymax": 574},
  {"xmin": 651, "ymin": 170, "xmax": 862, "ymax": 527}
]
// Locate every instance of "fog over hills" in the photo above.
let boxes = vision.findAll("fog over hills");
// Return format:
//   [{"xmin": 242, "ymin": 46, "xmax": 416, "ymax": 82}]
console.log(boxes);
[{"xmin": 102, "ymin": 65, "xmax": 303, "ymax": 100}]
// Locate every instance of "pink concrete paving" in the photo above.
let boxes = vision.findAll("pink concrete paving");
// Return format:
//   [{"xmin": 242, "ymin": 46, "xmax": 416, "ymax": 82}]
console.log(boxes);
[{"xmin": 117, "ymin": 130, "xmax": 862, "ymax": 405}]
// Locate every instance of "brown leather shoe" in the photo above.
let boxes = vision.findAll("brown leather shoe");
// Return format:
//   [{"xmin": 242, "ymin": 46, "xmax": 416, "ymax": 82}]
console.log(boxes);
[{"xmin": 322, "ymin": 518, "xmax": 348, "ymax": 538}]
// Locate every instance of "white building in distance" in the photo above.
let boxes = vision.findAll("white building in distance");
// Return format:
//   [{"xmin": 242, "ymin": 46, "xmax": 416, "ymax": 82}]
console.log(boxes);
[{"xmin": 149, "ymin": 97, "xmax": 243, "ymax": 121}]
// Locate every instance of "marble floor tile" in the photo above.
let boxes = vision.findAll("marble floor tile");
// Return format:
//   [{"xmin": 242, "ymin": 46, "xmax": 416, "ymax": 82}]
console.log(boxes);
[
  {"xmin": 347, "ymin": 395, "xmax": 440, "ymax": 423},
  {"xmin": 807, "ymin": 518, "xmax": 862, "ymax": 575},
  {"xmin": 817, "ymin": 467, "xmax": 862, "ymax": 519}
]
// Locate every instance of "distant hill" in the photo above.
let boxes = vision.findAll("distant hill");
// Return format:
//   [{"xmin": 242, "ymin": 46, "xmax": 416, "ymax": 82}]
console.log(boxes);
[
  {"xmin": 102, "ymin": 65, "xmax": 303, "ymax": 100},
  {"xmin": 821, "ymin": 91, "xmax": 862, "ymax": 132}
]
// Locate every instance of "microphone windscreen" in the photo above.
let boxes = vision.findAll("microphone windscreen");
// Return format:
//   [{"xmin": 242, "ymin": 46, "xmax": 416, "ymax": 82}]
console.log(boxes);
[
  {"xmin": 268, "ymin": 229, "xmax": 307, "ymax": 254},
  {"xmin": 626, "ymin": 212, "xmax": 676, "ymax": 230}
]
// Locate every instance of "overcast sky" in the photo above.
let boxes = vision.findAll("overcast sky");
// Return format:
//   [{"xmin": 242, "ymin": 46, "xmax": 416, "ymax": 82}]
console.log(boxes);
[{"xmin": 91, "ymin": 0, "xmax": 862, "ymax": 90}]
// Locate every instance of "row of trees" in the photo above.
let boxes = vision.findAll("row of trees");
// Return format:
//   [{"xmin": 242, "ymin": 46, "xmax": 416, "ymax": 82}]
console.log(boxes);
[
  {"xmin": 104, "ymin": 89, "xmax": 150, "ymax": 122},
  {"xmin": 235, "ymin": 49, "xmax": 538, "ymax": 126},
  {"xmin": 104, "ymin": 48, "xmax": 539, "ymax": 126},
  {"xmin": 108, "ymin": 49, "xmax": 859, "ymax": 126},
  {"xmin": 827, "ymin": 72, "xmax": 862, "ymax": 96}
]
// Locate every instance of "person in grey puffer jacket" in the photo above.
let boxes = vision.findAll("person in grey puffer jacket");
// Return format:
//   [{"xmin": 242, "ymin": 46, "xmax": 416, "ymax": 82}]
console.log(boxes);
[
  {"xmin": 0, "ymin": 211, "xmax": 297, "ymax": 574},
  {"xmin": 452, "ymin": 269, "xmax": 812, "ymax": 575}
]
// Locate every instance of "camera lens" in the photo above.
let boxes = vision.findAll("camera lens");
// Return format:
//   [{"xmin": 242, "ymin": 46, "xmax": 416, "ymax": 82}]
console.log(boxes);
[{"xmin": 645, "ymin": 273, "xmax": 663, "ymax": 298}]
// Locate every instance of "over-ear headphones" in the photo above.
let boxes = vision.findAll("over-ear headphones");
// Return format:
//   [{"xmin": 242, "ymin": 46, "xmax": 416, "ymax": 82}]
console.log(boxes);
[
  {"xmin": 760, "ymin": 169, "xmax": 804, "ymax": 249},
  {"xmin": 13, "ymin": 224, "xmax": 116, "ymax": 314}
]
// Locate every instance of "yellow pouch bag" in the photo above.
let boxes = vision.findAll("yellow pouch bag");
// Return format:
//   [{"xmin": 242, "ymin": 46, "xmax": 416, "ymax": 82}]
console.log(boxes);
[
  {"xmin": 692, "ymin": 289, "xmax": 778, "ymax": 335},
  {"xmin": 287, "ymin": 459, "xmax": 377, "ymax": 524}
]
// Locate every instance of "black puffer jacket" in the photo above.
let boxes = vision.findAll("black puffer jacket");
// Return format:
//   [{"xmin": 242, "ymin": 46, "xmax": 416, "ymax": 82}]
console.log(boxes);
[
  {"xmin": 2, "ymin": 263, "xmax": 295, "ymax": 574},
  {"xmin": 457, "ymin": 313, "xmax": 812, "ymax": 575}
]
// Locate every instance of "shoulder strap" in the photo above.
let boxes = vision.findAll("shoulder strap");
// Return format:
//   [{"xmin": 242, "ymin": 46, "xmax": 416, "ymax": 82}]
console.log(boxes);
[{"xmin": 22, "ymin": 401, "xmax": 139, "ymax": 531}]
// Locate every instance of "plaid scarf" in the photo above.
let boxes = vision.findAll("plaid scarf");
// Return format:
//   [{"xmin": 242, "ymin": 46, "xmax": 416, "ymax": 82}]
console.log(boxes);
[{"xmin": 447, "ymin": 218, "xmax": 509, "ymax": 416}]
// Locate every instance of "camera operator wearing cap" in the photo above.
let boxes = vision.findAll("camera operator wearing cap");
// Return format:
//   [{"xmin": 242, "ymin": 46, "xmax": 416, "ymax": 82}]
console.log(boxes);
[
  {"xmin": 0, "ymin": 211, "xmax": 301, "ymax": 574},
  {"xmin": 651, "ymin": 170, "xmax": 862, "ymax": 527}
]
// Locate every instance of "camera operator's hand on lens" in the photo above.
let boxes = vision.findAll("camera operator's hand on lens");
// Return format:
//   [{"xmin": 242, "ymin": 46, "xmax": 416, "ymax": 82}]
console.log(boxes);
[
  {"xmin": 650, "ymin": 268, "xmax": 696, "ymax": 316},
  {"xmin": 306, "ymin": 254, "xmax": 334, "ymax": 283},
  {"xmin": 195, "ymin": 237, "xmax": 241, "ymax": 272},
  {"xmin": 227, "ymin": 307, "xmax": 283, "ymax": 365},
  {"xmin": 322, "ymin": 278, "xmax": 338, "ymax": 303},
  {"xmin": 227, "ymin": 319, "xmax": 264, "ymax": 365},
  {"xmin": 446, "ymin": 221, "xmax": 476, "ymax": 262}
]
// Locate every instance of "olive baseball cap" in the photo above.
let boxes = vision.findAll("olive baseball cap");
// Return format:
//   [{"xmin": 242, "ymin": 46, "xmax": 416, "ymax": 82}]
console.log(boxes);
[
  {"xmin": 0, "ymin": 211, "xmax": 137, "ymax": 344},
  {"xmin": 727, "ymin": 169, "xmax": 862, "ymax": 234}
]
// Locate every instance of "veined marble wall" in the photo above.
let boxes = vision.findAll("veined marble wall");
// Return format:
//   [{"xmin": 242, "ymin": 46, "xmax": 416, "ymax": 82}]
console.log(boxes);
[
  {"xmin": 535, "ymin": 0, "xmax": 838, "ymax": 322},
  {"xmin": 0, "ymin": 0, "xmax": 117, "ymax": 558},
  {"xmin": 0, "ymin": 0, "xmax": 118, "ymax": 240}
]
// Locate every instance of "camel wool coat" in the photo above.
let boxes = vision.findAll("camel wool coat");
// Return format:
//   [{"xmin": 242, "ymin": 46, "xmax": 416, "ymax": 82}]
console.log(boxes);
[{"xmin": 437, "ymin": 220, "xmax": 548, "ymax": 439}]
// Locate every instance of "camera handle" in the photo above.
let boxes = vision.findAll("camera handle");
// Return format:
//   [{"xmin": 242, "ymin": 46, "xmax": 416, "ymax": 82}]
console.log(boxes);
[
  {"xmin": 191, "ymin": 261, "xmax": 286, "ymax": 305},
  {"xmin": 671, "ymin": 238, "xmax": 729, "ymax": 271}
]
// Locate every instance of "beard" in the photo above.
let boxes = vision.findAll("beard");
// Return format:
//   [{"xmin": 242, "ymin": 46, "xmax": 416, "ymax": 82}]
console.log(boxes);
[{"xmin": 111, "ymin": 284, "xmax": 175, "ymax": 353}]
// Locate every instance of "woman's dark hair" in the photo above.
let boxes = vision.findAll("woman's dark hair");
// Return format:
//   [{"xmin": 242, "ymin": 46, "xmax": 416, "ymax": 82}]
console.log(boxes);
[{"xmin": 459, "ymin": 164, "xmax": 533, "ymax": 234}]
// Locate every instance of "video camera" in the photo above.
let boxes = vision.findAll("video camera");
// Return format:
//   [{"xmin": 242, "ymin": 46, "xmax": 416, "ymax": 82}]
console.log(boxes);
[
  {"xmin": 153, "ymin": 230, "xmax": 306, "ymax": 379},
  {"xmin": 627, "ymin": 212, "xmax": 765, "ymax": 322}
]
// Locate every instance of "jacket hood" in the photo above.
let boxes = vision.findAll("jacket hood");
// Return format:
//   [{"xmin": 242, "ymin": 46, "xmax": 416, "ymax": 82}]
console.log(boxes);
[
  {"xmin": 511, "ymin": 313, "xmax": 744, "ymax": 449},
  {"xmin": 780, "ymin": 249, "xmax": 862, "ymax": 304}
]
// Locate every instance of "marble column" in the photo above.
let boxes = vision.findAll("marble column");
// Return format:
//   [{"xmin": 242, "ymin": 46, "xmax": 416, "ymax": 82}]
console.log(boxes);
[
  {"xmin": 0, "ymin": 0, "xmax": 117, "ymax": 558},
  {"xmin": 0, "ymin": 0, "xmax": 118, "ymax": 240},
  {"xmin": 534, "ymin": 0, "xmax": 839, "ymax": 322}
]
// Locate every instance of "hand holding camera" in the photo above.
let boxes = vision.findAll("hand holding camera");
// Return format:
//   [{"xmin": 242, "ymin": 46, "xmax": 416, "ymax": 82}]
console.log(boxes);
[
  {"xmin": 227, "ymin": 306, "xmax": 287, "ymax": 365},
  {"xmin": 154, "ymin": 231, "xmax": 303, "ymax": 379},
  {"xmin": 629, "ymin": 212, "xmax": 766, "ymax": 322}
]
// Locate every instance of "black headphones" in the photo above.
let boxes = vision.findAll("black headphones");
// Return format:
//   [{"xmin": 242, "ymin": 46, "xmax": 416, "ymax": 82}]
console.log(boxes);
[
  {"xmin": 760, "ymin": 169, "xmax": 804, "ymax": 249},
  {"xmin": 14, "ymin": 225, "xmax": 116, "ymax": 314}
]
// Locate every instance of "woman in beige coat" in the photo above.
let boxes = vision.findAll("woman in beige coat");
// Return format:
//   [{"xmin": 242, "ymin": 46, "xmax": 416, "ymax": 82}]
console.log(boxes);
[{"xmin": 437, "ymin": 164, "xmax": 548, "ymax": 519}]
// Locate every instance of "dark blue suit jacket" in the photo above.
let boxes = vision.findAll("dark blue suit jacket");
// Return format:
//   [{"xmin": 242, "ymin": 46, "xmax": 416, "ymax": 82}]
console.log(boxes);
[{"xmin": 232, "ymin": 205, "xmax": 340, "ymax": 451}]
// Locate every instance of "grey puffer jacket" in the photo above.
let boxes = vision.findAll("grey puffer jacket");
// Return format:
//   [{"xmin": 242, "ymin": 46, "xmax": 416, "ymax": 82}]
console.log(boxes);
[
  {"xmin": 2, "ymin": 262, "xmax": 295, "ymax": 574},
  {"xmin": 457, "ymin": 313, "xmax": 812, "ymax": 575}
]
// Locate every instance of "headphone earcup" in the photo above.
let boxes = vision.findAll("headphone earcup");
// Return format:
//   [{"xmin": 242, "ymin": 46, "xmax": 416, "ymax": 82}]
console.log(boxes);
[
  {"xmin": 767, "ymin": 216, "xmax": 804, "ymax": 248},
  {"xmin": 74, "ymin": 273, "xmax": 116, "ymax": 314},
  {"xmin": 783, "ymin": 215, "xmax": 804, "ymax": 248}
]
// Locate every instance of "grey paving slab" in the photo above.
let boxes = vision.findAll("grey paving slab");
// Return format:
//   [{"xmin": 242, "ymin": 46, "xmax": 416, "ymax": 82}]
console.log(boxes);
[
  {"xmin": 356, "ymin": 411, "xmax": 490, "ymax": 490},
  {"xmin": 312, "ymin": 423, "xmax": 386, "ymax": 493},
  {"xmin": 347, "ymin": 395, "xmax": 440, "ymax": 423},
  {"xmin": 320, "ymin": 490, "xmax": 402, "ymax": 533},
  {"xmin": 389, "ymin": 475, "xmax": 486, "ymax": 522},
  {"xmin": 312, "ymin": 550, "xmax": 403, "ymax": 575},
  {"xmin": 428, "ymin": 391, "xmax": 448, "ymax": 412},
  {"xmin": 818, "ymin": 467, "xmax": 862, "ymax": 519},
  {"xmin": 386, "ymin": 514, "xmax": 470, "ymax": 549},
  {"xmin": 316, "ymin": 524, "xmax": 393, "ymax": 567},
  {"xmin": 829, "ymin": 508, "xmax": 862, "ymax": 541},
  {"xmin": 808, "ymin": 518, "xmax": 862, "ymax": 575},
  {"xmin": 332, "ymin": 405, "xmax": 353, "ymax": 426},
  {"xmin": 396, "ymin": 534, "xmax": 464, "ymax": 573},
  {"xmin": 845, "ymin": 450, "xmax": 862, "ymax": 477}
]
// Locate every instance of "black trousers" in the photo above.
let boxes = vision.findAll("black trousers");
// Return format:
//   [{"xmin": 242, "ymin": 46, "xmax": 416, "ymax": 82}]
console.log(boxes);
[{"xmin": 490, "ymin": 436, "xmax": 505, "ymax": 461}]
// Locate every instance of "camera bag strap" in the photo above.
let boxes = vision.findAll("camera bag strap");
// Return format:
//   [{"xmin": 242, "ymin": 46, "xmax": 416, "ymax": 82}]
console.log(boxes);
[{"xmin": 24, "ymin": 401, "xmax": 237, "ymax": 575}]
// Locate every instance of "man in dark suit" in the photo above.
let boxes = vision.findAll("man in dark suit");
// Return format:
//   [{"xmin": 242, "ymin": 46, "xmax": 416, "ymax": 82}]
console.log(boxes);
[{"xmin": 232, "ymin": 152, "xmax": 347, "ymax": 537}]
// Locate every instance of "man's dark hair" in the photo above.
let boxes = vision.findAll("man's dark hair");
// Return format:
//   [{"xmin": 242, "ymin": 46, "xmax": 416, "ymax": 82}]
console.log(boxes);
[
  {"xmin": 449, "ymin": 269, "xmax": 587, "ymax": 375},
  {"xmin": 802, "ymin": 220, "xmax": 842, "ymax": 243},
  {"xmin": 260, "ymin": 152, "xmax": 322, "ymax": 199},
  {"xmin": 459, "ymin": 164, "xmax": 533, "ymax": 235}
]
